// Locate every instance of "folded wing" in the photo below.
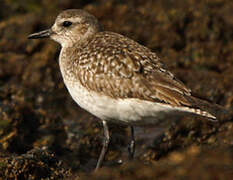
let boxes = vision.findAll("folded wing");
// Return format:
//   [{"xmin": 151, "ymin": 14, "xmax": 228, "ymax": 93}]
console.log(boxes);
[{"xmin": 76, "ymin": 31, "xmax": 218, "ymax": 119}]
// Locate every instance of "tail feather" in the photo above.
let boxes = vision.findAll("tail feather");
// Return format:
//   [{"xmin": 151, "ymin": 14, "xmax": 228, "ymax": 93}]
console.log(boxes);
[
  {"xmin": 178, "ymin": 106, "xmax": 216, "ymax": 120},
  {"xmin": 183, "ymin": 95, "xmax": 226, "ymax": 120}
]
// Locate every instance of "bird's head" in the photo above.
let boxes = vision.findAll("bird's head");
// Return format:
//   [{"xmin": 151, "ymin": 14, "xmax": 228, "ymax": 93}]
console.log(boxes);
[{"xmin": 28, "ymin": 9, "xmax": 102, "ymax": 47}]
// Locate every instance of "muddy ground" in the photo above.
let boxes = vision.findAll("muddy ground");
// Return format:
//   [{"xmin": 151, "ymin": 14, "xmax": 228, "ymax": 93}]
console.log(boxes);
[{"xmin": 0, "ymin": 0, "xmax": 233, "ymax": 179}]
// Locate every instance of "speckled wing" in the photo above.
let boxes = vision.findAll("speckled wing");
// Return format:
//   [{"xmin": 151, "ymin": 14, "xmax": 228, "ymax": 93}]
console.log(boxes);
[{"xmin": 76, "ymin": 31, "xmax": 193, "ymax": 107}]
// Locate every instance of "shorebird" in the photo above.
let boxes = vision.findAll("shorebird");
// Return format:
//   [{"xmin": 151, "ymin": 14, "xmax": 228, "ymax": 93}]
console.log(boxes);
[{"xmin": 28, "ymin": 9, "xmax": 219, "ymax": 171}]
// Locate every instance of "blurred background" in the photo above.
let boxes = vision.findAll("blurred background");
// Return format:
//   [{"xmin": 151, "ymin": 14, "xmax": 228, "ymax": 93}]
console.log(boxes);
[{"xmin": 0, "ymin": 0, "xmax": 233, "ymax": 179}]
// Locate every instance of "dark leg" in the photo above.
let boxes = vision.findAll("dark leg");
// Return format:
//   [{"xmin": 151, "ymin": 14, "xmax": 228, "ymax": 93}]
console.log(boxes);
[
  {"xmin": 128, "ymin": 126, "xmax": 135, "ymax": 159},
  {"xmin": 95, "ymin": 120, "xmax": 110, "ymax": 171}
]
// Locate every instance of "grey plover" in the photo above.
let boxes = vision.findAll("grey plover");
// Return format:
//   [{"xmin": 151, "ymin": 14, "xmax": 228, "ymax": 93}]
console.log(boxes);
[{"xmin": 28, "ymin": 9, "xmax": 218, "ymax": 170}]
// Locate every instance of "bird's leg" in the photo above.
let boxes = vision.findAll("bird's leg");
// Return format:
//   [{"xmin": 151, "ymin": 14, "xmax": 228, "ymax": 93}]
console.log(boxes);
[
  {"xmin": 95, "ymin": 120, "xmax": 110, "ymax": 171},
  {"xmin": 128, "ymin": 126, "xmax": 135, "ymax": 159}
]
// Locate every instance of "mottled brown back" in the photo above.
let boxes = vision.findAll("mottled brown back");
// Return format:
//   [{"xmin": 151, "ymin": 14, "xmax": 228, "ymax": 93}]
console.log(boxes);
[{"xmin": 67, "ymin": 31, "xmax": 194, "ymax": 107}]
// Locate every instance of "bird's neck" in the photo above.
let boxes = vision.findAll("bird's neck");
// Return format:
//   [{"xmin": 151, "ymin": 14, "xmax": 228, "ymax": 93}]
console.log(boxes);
[
  {"xmin": 58, "ymin": 31, "xmax": 98, "ymax": 82},
  {"xmin": 59, "ymin": 45, "xmax": 79, "ymax": 82},
  {"xmin": 61, "ymin": 29, "xmax": 98, "ymax": 49}
]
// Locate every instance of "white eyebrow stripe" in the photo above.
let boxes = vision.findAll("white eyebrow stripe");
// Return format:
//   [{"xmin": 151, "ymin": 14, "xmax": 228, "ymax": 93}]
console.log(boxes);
[{"xmin": 61, "ymin": 17, "xmax": 82, "ymax": 24}]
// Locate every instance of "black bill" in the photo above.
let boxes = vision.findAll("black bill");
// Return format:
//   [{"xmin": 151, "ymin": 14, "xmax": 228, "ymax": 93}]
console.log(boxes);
[{"xmin": 28, "ymin": 29, "xmax": 52, "ymax": 39}]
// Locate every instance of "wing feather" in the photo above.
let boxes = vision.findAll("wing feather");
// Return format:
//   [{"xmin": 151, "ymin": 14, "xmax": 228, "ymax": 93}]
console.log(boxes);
[{"xmin": 76, "ymin": 32, "xmax": 208, "ymax": 111}]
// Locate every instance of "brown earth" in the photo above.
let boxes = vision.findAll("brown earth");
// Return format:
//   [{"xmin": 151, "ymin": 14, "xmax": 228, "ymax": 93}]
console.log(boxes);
[{"xmin": 0, "ymin": 0, "xmax": 233, "ymax": 179}]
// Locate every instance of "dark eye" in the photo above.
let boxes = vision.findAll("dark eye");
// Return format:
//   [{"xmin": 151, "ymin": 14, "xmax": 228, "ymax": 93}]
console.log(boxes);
[{"xmin": 62, "ymin": 21, "xmax": 72, "ymax": 27}]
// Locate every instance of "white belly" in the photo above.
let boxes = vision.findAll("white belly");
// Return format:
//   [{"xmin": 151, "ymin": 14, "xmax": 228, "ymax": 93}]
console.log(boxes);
[{"xmin": 63, "ymin": 79, "xmax": 197, "ymax": 126}]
